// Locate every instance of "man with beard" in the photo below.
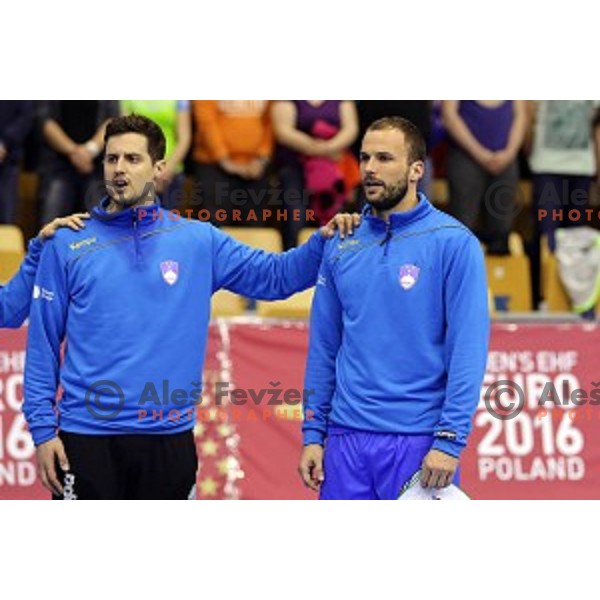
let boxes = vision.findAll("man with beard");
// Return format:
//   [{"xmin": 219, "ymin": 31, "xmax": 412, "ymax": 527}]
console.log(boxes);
[
  {"xmin": 299, "ymin": 117, "xmax": 490, "ymax": 499},
  {"xmin": 23, "ymin": 114, "xmax": 358, "ymax": 500}
]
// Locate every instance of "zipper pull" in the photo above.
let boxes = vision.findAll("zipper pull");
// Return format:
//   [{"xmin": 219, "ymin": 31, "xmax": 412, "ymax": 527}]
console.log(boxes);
[{"xmin": 380, "ymin": 222, "xmax": 392, "ymax": 246}]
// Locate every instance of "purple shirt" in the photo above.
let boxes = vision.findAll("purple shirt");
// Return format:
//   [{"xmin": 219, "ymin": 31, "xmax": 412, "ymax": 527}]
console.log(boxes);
[
  {"xmin": 458, "ymin": 101, "xmax": 514, "ymax": 151},
  {"xmin": 276, "ymin": 101, "xmax": 343, "ymax": 167},
  {"xmin": 294, "ymin": 100, "xmax": 343, "ymax": 134}
]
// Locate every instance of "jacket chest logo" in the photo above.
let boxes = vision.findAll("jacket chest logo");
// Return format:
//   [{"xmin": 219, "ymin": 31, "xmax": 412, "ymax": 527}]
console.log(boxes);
[
  {"xmin": 398, "ymin": 264, "xmax": 420, "ymax": 290},
  {"xmin": 160, "ymin": 260, "xmax": 179, "ymax": 286}
]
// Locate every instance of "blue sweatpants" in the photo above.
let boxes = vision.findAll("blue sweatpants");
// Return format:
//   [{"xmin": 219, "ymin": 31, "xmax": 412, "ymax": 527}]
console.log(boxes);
[{"xmin": 319, "ymin": 427, "xmax": 460, "ymax": 500}]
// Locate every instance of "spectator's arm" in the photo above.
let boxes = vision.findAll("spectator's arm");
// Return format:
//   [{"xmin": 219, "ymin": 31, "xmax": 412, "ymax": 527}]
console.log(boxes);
[
  {"xmin": 503, "ymin": 100, "xmax": 527, "ymax": 160},
  {"xmin": 192, "ymin": 101, "xmax": 229, "ymax": 162},
  {"xmin": 593, "ymin": 107, "xmax": 600, "ymax": 180},
  {"xmin": 441, "ymin": 100, "xmax": 491, "ymax": 164},
  {"xmin": 522, "ymin": 101, "xmax": 538, "ymax": 157},
  {"xmin": 42, "ymin": 119, "xmax": 77, "ymax": 156},
  {"xmin": 0, "ymin": 101, "xmax": 34, "ymax": 150},
  {"xmin": 256, "ymin": 101, "xmax": 273, "ymax": 160},
  {"xmin": 271, "ymin": 101, "xmax": 322, "ymax": 155},
  {"xmin": 86, "ymin": 119, "xmax": 113, "ymax": 159},
  {"xmin": 326, "ymin": 101, "xmax": 359, "ymax": 153}
]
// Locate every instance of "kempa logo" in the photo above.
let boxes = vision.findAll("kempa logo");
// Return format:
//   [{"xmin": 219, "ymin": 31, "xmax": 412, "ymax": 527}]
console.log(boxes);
[
  {"xmin": 33, "ymin": 286, "xmax": 54, "ymax": 302},
  {"xmin": 69, "ymin": 237, "xmax": 97, "ymax": 251},
  {"xmin": 337, "ymin": 239, "xmax": 361, "ymax": 249}
]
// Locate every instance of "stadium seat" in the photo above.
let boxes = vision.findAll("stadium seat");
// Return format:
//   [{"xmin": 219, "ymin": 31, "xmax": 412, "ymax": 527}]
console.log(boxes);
[
  {"xmin": 431, "ymin": 179, "xmax": 449, "ymax": 206},
  {"xmin": 18, "ymin": 172, "xmax": 39, "ymax": 238},
  {"xmin": 221, "ymin": 227, "xmax": 283, "ymax": 253},
  {"xmin": 297, "ymin": 228, "xmax": 319, "ymax": 246},
  {"xmin": 485, "ymin": 234, "xmax": 532, "ymax": 312},
  {"xmin": 0, "ymin": 225, "xmax": 26, "ymax": 283},
  {"xmin": 218, "ymin": 229, "xmax": 283, "ymax": 314},
  {"xmin": 211, "ymin": 290, "xmax": 246, "ymax": 318},
  {"xmin": 256, "ymin": 288, "xmax": 314, "ymax": 319},
  {"xmin": 508, "ymin": 232, "xmax": 525, "ymax": 256},
  {"xmin": 540, "ymin": 235, "xmax": 569, "ymax": 312}
]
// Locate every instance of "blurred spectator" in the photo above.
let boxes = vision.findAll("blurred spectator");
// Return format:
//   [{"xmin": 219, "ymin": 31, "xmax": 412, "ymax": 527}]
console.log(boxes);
[
  {"xmin": 595, "ymin": 107, "xmax": 600, "ymax": 183},
  {"xmin": 38, "ymin": 101, "xmax": 119, "ymax": 224},
  {"xmin": 272, "ymin": 100, "xmax": 359, "ymax": 249},
  {"xmin": 121, "ymin": 101, "xmax": 191, "ymax": 210},
  {"xmin": 442, "ymin": 100, "xmax": 527, "ymax": 254},
  {"xmin": 526, "ymin": 100, "xmax": 600, "ymax": 309},
  {"xmin": 0, "ymin": 101, "xmax": 33, "ymax": 224},
  {"xmin": 355, "ymin": 101, "xmax": 432, "ymax": 194},
  {"xmin": 192, "ymin": 101, "xmax": 273, "ymax": 227}
]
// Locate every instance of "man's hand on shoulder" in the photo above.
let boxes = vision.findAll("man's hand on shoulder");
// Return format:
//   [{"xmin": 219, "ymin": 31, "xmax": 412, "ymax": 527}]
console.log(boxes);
[
  {"xmin": 320, "ymin": 212, "xmax": 361, "ymax": 240},
  {"xmin": 38, "ymin": 213, "xmax": 90, "ymax": 241}
]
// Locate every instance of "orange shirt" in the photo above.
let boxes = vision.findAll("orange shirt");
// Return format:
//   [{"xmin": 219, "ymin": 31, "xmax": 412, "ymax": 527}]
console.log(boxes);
[{"xmin": 192, "ymin": 100, "xmax": 273, "ymax": 165}]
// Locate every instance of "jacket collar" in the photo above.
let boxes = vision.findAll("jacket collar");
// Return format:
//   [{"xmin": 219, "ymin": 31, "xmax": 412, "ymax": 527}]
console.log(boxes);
[
  {"xmin": 362, "ymin": 192, "xmax": 433, "ymax": 230},
  {"xmin": 91, "ymin": 197, "xmax": 164, "ymax": 228}
]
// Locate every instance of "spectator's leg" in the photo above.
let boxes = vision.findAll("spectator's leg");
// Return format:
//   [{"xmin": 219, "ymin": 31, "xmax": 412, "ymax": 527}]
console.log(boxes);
[
  {"xmin": 562, "ymin": 176, "xmax": 592, "ymax": 229},
  {"xmin": 240, "ymin": 173, "xmax": 271, "ymax": 228},
  {"xmin": 446, "ymin": 146, "xmax": 487, "ymax": 234},
  {"xmin": 0, "ymin": 163, "xmax": 20, "ymax": 224},
  {"xmin": 278, "ymin": 163, "xmax": 307, "ymax": 249},
  {"xmin": 39, "ymin": 171, "xmax": 77, "ymax": 225},
  {"xmin": 530, "ymin": 173, "xmax": 561, "ymax": 309},
  {"xmin": 483, "ymin": 160, "xmax": 519, "ymax": 255},
  {"xmin": 192, "ymin": 162, "xmax": 228, "ymax": 226}
]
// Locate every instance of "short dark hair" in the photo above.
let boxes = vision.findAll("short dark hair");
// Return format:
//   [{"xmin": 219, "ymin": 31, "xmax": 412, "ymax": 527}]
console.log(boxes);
[
  {"xmin": 367, "ymin": 116, "xmax": 427, "ymax": 164},
  {"xmin": 104, "ymin": 114, "xmax": 166, "ymax": 163}
]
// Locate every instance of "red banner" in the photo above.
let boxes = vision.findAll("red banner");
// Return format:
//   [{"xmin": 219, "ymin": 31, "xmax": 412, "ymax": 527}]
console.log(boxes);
[
  {"xmin": 2, "ymin": 321, "xmax": 600, "ymax": 499},
  {"xmin": 462, "ymin": 323, "xmax": 600, "ymax": 499},
  {"xmin": 0, "ymin": 328, "xmax": 46, "ymax": 499}
]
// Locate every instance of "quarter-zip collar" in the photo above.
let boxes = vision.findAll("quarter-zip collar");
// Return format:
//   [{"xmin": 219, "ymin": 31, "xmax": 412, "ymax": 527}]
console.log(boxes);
[
  {"xmin": 362, "ymin": 192, "xmax": 434, "ymax": 232},
  {"xmin": 91, "ymin": 196, "xmax": 164, "ymax": 230}
]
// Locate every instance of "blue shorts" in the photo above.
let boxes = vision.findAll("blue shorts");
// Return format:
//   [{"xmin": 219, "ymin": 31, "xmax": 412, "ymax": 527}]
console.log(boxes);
[{"xmin": 319, "ymin": 427, "xmax": 460, "ymax": 500}]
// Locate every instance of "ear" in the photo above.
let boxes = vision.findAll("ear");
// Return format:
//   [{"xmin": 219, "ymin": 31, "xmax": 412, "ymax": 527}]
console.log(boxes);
[
  {"xmin": 153, "ymin": 159, "xmax": 166, "ymax": 180},
  {"xmin": 409, "ymin": 160, "xmax": 425, "ymax": 183}
]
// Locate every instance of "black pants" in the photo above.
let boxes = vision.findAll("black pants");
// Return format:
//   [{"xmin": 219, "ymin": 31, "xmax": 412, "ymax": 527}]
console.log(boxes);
[
  {"xmin": 192, "ymin": 162, "xmax": 271, "ymax": 226},
  {"xmin": 53, "ymin": 430, "xmax": 198, "ymax": 500},
  {"xmin": 39, "ymin": 167, "xmax": 104, "ymax": 226},
  {"xmin": 447, "ymin": 145, "xmax": 519, "ymax": 254}
]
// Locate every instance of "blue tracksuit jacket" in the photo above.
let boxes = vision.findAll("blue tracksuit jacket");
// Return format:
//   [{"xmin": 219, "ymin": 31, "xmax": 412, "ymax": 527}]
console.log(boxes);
[
  {"xmin": 0, "ymin": 238, "xmax": 43, "ymax": 328},
  {"xmin": 302, "ymin": 194, "xmax": 490, "ymax": 458},
  {"xmin": 23, "ymin": 200, "xmax": 324, "ymax": 446}
]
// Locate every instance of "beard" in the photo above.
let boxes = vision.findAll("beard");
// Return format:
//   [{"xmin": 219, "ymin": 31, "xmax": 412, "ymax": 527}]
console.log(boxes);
[
  {"xmin": 107, "ymin": 181, "xmax": 156, "ymax": 210},
  {"xmin": 365, "ymin": 177, "xmax": 409, "ymax": 212}
]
